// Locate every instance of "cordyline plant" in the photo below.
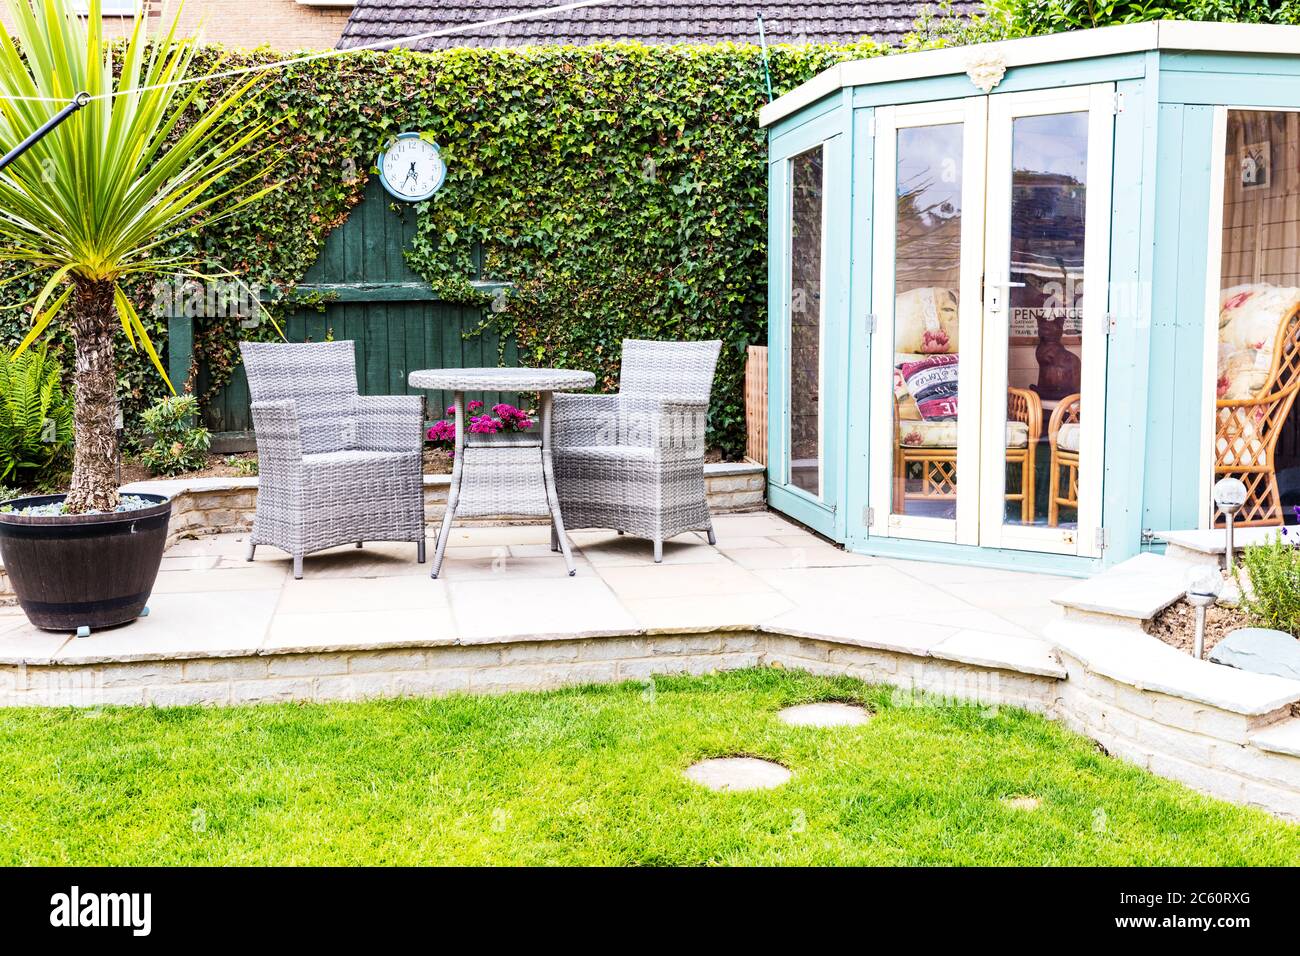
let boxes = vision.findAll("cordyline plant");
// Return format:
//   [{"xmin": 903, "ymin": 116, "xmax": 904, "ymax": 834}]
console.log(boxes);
[{"xmin": 0, "ymin": 0, "xmax": 274, "ymax": 511}]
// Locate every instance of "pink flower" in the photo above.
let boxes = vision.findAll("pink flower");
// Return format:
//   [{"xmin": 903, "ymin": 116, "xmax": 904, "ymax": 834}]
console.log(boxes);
[{"xmin": 468, "ymin": 400, "xmax": 484, "ymax": 411}]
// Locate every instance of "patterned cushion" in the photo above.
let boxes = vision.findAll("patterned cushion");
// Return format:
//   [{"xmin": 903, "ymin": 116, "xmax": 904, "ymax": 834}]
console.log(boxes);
[
  {"xmin": 900, "ymin": 420, "xmax": 1028, "ymax": 449},
  {"xmin": 1056, "ymin": 422, "xmax": 1081, "ymax": 453},
  {"xmin": 898, "ymin": 354, "xmax": 958, "ymax": 421},
  {"xmin": 1217, "ymin": 284, "xmax": 1300, "ymax": 400},
  {"xmin": 895, "ymin": 287, "xmax": 959, "ymax": 355}
]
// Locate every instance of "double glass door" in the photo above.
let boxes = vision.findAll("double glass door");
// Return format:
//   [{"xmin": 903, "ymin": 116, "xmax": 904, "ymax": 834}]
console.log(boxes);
[{"xmin": 868, "ymin": 84, "xmax": 1113, "ymax": 556}]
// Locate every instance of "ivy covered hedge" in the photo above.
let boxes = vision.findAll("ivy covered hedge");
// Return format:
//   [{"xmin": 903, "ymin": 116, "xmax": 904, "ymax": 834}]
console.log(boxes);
[{"xmin": 0, "ymin": 40, "xmax": 888, "ymax": 459}]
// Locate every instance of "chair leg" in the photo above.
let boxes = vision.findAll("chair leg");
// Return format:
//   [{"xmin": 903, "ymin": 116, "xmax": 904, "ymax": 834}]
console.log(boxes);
[
  {"xmin": 246, "ymin": 541, "xmax": 256, "ymax": 562},
  {"xmin": 550, "ymin": 522, "xmax": 560, "ymax": 553},
  {"xmin": 1048, "ymin": 453, "xmax": 1061, "ymax": 528},
  {"xmin": 417, "ymin": 539, "xmax": 426, "ymax": 564},
  {"xmin": 705, "ymin": 520, "xmax": 716, "ymax": 546},
  {"xmin": 356, "ymin": 541, "xmax": 363, "ymax": 549},
  {"xmin": 653, "ymin": 537, "xmax": 663, "ymax": 563},
  {"xmin": 293, "ymin": 554, "xmax": 304, "ymax": 580}
]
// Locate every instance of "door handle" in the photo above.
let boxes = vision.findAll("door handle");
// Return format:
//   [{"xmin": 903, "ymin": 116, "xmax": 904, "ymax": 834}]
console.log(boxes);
[{"xmin": 984, "ymin": 280, "xmax": 1024, "ymax": 313}]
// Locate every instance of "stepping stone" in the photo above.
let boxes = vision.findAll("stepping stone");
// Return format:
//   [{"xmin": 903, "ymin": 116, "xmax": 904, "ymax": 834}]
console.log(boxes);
[
  {"xmin": 1002, "ymin": 796, "xmax": 1041, "ymax": 811},
  {"xmin": 684, "ymin": 757, "xmax": 791, "ymax": 792},
  {"xmin": 777, "ymin": 702, "xmax": 871, "ymax": 727}
]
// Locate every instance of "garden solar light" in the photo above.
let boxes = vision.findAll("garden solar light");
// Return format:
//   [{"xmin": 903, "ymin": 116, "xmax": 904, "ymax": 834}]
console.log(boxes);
[
  {"xmin": 1212, "ymin": 477, "xmax": 1248, "ymax": 573},
  {"xmin": 1185, "ymin": 566, "xmax": 1221, "ymax": 661}
]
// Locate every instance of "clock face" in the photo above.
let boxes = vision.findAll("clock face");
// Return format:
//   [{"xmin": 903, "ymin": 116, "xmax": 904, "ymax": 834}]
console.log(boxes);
[{"xmin": 378, "ymin": 134, "xmax": 446, "ymax": 202}]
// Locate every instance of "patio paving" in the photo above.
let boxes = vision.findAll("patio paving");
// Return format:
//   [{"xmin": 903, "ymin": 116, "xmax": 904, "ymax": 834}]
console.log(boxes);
[{"xmin": 0, "ymin": 510, "xmax": 1076, "ymax": 673}]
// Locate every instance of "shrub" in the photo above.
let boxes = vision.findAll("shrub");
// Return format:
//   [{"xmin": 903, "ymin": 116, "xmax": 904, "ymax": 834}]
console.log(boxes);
[
  {"xmin": 0, "ymin": 344, "xmax": 73, "ymax": 490},
  {"xmin": 139, "ymin": 395, "xmax": 212, "ymax": 476},
  {"xmin": 1238, "ymin": 518, "xmax": 1300, "ymax": 636},
  {"xmin": 223, "ymin": 454, "xmax": 258, "ymax": 477}
]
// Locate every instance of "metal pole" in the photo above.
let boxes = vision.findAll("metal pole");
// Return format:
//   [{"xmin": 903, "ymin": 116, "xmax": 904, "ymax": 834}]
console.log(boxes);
[
  {"xmin": 0, "ymin": 92, "xmax": 90, "ymax": 176},
  {"xmin": 756, "ymin": 14, "xmax": 774, "ymax": 103},
  {"xmin": 1225, "ymin": 510, "xmax": 1236, "ymax": 574}
]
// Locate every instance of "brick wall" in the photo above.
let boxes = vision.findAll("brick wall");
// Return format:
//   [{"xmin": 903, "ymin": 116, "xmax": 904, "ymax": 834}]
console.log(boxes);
[{"xmin": 0, "ymin": 1, "xmax": 351, "ymax": 51}]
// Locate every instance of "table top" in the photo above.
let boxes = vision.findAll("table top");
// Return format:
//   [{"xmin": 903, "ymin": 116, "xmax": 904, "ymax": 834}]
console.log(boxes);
[{"xmin": 408, "ymin": 367, "xmax": 596, "ymax": 392}]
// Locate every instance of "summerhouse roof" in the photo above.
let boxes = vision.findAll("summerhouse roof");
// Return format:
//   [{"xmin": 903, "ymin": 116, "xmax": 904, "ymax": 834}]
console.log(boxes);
[
  {"xmin": 760, "ymin": 20, "xmax": 1300, "ymax": 127},
  {"xmin": 336, "ymin": 0, "xmax": 983, "ymax": 51}
]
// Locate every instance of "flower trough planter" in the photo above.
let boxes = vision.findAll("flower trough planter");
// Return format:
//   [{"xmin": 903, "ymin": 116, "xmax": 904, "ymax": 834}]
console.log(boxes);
[{"xmin": 0, "ymin": 493, "xmax": 171, "ymax": 634}]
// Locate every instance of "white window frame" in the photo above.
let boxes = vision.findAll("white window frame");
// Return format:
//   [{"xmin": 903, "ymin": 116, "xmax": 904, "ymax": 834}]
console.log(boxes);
[
  {"xmin": 868, "ymin": 97, "xmax": 987, "ymax": 545},
  {"xmin": 784, "ymin": 143, "xmax": 829, "ymax": 502},
  {"xmin": 979, "ymin": 82, "xmax": 1114, "ymax": 558}
]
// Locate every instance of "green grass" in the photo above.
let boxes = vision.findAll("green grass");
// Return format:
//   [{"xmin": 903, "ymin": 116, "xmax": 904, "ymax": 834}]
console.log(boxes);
[{"xmin": 1, "ymin": 668, "xmax": 1297, "ymax": 865}]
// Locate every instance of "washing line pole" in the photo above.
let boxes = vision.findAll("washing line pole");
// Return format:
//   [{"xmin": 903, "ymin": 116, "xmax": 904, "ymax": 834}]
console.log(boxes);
[
  {"xmin": 0, "ymin": 92, "xmax": 88, "ymax": 175},
  {"xmin": 756, "ymin": 14, "xmax": 774, "ymax": 103}
]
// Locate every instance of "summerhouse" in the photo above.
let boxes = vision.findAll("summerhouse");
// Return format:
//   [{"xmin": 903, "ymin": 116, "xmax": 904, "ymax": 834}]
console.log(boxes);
[{"xmin": 762, "ymin": 21, "xmax": 1300, "ymax": 574}]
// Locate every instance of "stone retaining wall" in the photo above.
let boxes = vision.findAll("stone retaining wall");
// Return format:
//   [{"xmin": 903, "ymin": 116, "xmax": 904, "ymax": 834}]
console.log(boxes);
[
  {"xmin": 147, "ymin": 462, "xmax": 765, "ymax": 549},
  {"xmin": 1054, "ymin": 646, "xmax": 1300, "ymax": 819}
]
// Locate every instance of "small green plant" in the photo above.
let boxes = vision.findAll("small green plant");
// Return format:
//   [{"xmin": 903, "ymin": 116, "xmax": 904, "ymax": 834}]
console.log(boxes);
[
  {"xmin": 139, "ymin": 395, "xmax": 211, "ymax": 477},
  {"xmin": 1238, "ymin": 523, "xmax": 1300, "ymax": 636},
  {"xmin": 0, "ymin": 344, "xmax": 73, "ymax": 489},
  {"xmin": 223, "ymin": 454, "xmax": 258, "ymax": 477}
]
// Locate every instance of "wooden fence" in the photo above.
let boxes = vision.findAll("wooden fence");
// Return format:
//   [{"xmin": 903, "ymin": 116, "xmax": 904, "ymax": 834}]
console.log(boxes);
[{"xmin": 745, "ymin": 345, "xmax": 767, "ymax": 466}]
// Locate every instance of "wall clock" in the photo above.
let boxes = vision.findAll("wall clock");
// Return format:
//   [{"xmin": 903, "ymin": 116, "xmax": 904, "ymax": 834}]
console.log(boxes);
[{"xmin": 377, "ymin": 132, "xmax": 447, "ymax": 202}]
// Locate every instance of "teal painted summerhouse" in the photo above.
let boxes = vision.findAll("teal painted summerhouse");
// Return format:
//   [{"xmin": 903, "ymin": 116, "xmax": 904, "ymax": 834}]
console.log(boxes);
[{"xmin": 762, "ymin": 21, "xmax": 1300, "ymax": 575}]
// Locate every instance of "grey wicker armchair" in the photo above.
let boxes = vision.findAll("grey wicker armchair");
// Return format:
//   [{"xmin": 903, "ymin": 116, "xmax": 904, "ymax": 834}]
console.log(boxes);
[
  {"xmin": 240, "ymin": 341, "xmax": 425, "ymax": 579},
  {"xmin": 552, "ymin": 339, "xmax": 722, "ymax": 562}
]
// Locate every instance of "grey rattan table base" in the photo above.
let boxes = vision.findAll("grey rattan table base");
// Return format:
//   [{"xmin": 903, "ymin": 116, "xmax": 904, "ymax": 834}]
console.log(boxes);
[{"xmin": 409, "ymin": 368, "xmax": 596, "ymax": 578}]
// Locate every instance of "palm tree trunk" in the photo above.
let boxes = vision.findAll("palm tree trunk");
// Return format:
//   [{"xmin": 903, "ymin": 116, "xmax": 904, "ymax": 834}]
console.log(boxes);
[{"xmin": 64, "ymin": 277, "xmax": 120, "ymax": 513}]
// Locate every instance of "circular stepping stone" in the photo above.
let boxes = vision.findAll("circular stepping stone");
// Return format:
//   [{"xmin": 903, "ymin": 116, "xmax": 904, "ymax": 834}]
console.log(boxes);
[
  {"xmin": 685, "ymin": 757, "xmax": 791, "ymax": 792},
  {"xmin": 777, "ymin": 702, "xmax": 872, "ymax": 728},
  {"xmin": 1002, "ymin": 796, "xmax": 1041, "ymax": 811}
]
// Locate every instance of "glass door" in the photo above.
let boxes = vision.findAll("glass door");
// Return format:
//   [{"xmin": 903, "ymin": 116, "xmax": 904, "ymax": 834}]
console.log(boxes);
[
  {"xmin": 979, "ymin": 84, "xmax": 1113, "ymax": 556},
  {"xmin": 868, "ymin": 98, "xmax": 987, "ymax": 545}
]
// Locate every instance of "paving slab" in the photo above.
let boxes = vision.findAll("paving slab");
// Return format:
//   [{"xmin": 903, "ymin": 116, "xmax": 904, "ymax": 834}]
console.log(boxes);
[
  {"xmin": 932, "ymin": 629, "xmax": 1065, "ymax": 678},
  {"xmin": 595, "ymin": 562, "xmax": 775, "ymax": 601},
  {"xmin": 263, "ymin": 607, "xmax": 458, "ymax": 654},
  {"xmin": 624, "ymin": 591, "xmax": 794, "ymax": 633},
  {"xmin": 1051, "ymin": 552, "xmax": 1190, "ymax": 621},
  {"xmin": 51, "ymin": 590, "xmax": 281, "ymax": 663},
  {"xmin": 275, "ymin": 574, "xmax": 450, "ymax": 614},
  {"xmin": 447, "ymin": 577, "xmax": 638, "ymax": 641}
]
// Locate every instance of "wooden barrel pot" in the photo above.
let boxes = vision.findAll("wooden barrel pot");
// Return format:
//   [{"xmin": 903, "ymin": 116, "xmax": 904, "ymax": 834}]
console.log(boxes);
[{"xmin": 0, "ymin": 494, "xmax": 171, "ymax": 633}]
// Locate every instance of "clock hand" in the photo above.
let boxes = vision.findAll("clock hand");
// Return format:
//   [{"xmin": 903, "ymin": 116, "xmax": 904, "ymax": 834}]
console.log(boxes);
[{"xmin": 404, "ymin": 161, "xmax": 418, "ymax": 186}]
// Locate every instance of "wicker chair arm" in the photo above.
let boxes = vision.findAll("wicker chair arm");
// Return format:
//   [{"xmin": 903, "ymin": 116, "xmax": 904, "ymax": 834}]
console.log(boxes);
[
  {"xmin": 652, "ymin": 399, "xmax": 710, "ymax": 458},
  {"xmin": 552, "ymin": 392, "xmax": 620, "ymax": 448},
  {"xmin": 355, "ymin": 394, "xmax": 425, "ymax": 453},
  {"xmin": 1007, "ymin": 387, "xmax": 1043, "ymax": 444}
]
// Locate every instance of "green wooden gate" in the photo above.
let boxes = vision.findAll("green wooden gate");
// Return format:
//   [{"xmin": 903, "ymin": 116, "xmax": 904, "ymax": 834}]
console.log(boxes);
[{"xmin": 167, "ymin": 178, "xmax": 516, "ymax": 451}]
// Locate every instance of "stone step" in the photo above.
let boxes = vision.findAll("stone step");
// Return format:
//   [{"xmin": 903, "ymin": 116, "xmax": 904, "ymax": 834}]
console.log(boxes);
[
  {"xmin": 1156, "ymin": 527, "xmax": 1285, "ymax": 568},
  {"xmin": 1051, "ymin": 552, "xmax": 1188, "ymax": 627},
  {"xmin": 1251, "ymin": 716, "xmax": 1300, "ymax": 759}
]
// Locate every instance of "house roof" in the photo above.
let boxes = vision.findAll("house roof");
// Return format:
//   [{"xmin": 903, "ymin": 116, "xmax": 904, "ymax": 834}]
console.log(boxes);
[
  {"xmin": 337, "ymin": 1, "xmax": 983, "ymax": 51},
  {"xmin": 759, "ymin": 20, "xmax": 1300, "ymax": 127}
]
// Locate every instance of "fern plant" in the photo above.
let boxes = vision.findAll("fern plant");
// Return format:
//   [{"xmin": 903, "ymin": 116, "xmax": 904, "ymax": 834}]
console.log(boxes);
[{"xmin": 0, "ymin": 345, "xmax": 73, "ymax": 489}]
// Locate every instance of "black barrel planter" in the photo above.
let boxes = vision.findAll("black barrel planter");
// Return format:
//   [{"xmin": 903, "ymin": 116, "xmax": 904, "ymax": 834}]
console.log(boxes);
[{"xmin": 0, "ymin": 494, "xmax": 171, "ymax": 633}]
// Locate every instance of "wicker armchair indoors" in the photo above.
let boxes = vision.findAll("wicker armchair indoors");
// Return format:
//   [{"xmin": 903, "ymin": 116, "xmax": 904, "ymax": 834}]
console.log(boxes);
[
  {"xmin": 240, "ymin": 341, "xmax": 426, "ymax": 579},
  {"xmin": 552, "ymin": 339, "xmax": 722, "ymax": 562}
]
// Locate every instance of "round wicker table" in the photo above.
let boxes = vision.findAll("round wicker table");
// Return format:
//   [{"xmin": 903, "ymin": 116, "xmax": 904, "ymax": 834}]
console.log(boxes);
[{"xmin": 408, "ymin": 367, "xmax": 597, "ymax": 578}]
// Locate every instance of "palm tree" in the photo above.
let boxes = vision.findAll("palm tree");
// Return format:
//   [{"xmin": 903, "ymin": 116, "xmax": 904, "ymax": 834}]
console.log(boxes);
[{"xmin": 0, "ymin": 0, "xmax": 274, "ymax": 511}]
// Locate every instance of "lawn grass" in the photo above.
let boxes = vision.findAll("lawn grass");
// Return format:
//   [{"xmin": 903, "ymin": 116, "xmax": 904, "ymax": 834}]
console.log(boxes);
[{"xmin": 0, "ymin": 668, "xmax": 1296, "ymax": 865}]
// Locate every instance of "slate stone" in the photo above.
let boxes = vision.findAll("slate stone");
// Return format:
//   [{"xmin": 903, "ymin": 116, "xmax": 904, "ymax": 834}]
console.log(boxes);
[{"xmin": 1210, "ymin": 628, "xmax": 1300, "ymax": 681}]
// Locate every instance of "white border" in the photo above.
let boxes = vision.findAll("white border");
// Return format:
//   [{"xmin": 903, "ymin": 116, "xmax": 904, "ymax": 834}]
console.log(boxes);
[{"xmin": 1199, "ymin": 106, "xmax": 1229, "ymax": 529}]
